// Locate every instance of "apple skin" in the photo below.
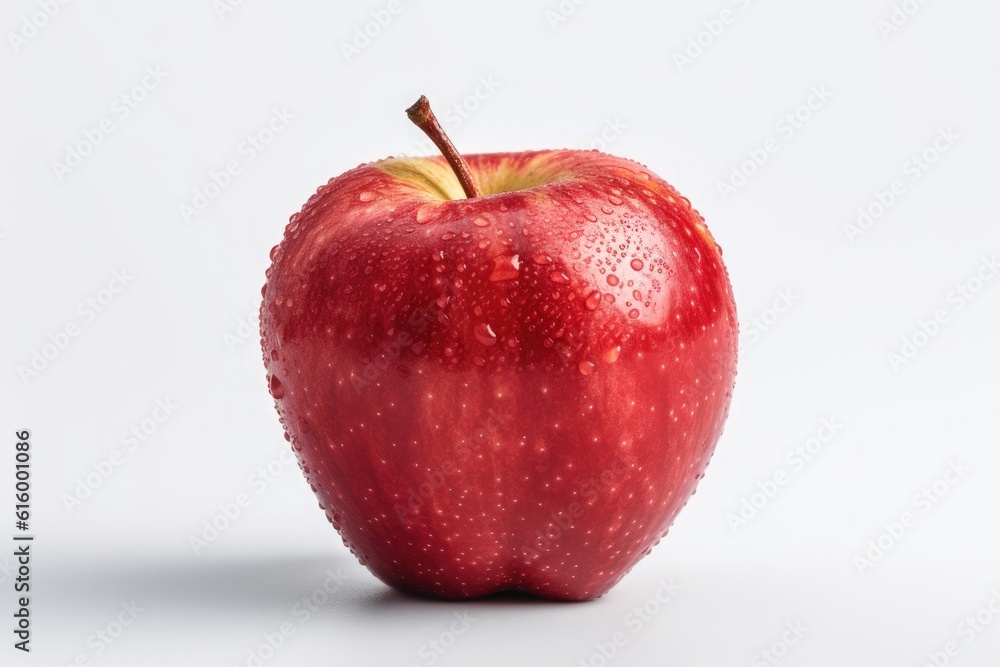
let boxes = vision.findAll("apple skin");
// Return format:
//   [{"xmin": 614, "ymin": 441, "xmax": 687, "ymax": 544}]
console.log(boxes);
[{"xmin": 261, "ymin": 149, "xmax": 737, "ymax": 600}]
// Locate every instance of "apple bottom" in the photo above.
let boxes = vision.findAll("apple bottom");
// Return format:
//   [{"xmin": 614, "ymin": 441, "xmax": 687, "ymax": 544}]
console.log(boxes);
[{"xmin": 282, "ymin": 346, "xmax": 733, "ymax": 601}]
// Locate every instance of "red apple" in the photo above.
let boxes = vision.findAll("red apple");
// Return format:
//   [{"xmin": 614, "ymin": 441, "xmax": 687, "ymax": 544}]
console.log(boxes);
[{"xmin": 260, "ymin": 97, "xmax": 737, "ymax": 600}]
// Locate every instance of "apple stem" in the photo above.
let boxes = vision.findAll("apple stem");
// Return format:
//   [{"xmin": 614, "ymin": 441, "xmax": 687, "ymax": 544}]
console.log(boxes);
[{"xmin": 406, "ymin": 96, "xmax": 481, "ymax": 199}]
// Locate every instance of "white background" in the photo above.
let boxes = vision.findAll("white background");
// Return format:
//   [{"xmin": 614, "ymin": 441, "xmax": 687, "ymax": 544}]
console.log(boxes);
[{"xmin": 2, "ymin": 0, "xmax": 1000, "ymax": 665}]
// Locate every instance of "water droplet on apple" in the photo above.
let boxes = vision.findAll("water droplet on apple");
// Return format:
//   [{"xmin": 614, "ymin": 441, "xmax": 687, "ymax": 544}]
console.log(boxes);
[
  {"xmin": 549, "ymin": 271, "xmax": 571, "ymax": 284},
  {"xmin": 585, "ymin": 291, "xmax": 602, "ymax": 311},
  {"xmin": 632, "ymin": 289, "xmax": 642, "ymax": 300},
  {"xmin": 630, "ymin": 258, "xmax": 644, "ymax": 271},
  {"xmin": 269, "ymin": 375, "xmax": 285, "ymax": 399},
  {"xmin": 416, "ymin": 205, "xmax": 436, "ymax": 224},
  {"xmin": 579, "ymin": 360, "xmax": 596, "ymax": 376},
  {"xmin": 628, "ymin": 309, "xmax": 640, "ymax": 319},
  {"xmin": 607, "ymin": 274, "xmax": 620, "ymax": 286},
  {"xmin": 411, "ymin": 341, "xmax": 426, "ymax": 355},
  {"xmin": 489, "ymin": 254, "xmax": 520, "ymax": 282},
  {"xmin": 474, "ymin": 323, "xmax": 498, "ymax": 346},
  {"xmin": 441, "ymin": 232, "xmax": 456, "ymax": 240},
  {"xmin": 533, "ymin": 254, "xmax": 551, "ymax": 265},
  {"xmin": 473, "ymin": 216, "xmax": 490, "ymax": 228},
  {"xmin": 603, "ymin": 346, "xmax": 621, "ymax": 363},
  {"xmin": 600, "ymin": 205, "xmax": 614, "ymax": 215},
  {"xmin": 359, "ymin": 191, "xmax": 375, "ymax": 202},
  {"xmin": 608, "ymin": 196, "xmax": 623, "ymax": 206},
  {"xmin": 297, "ymin": 417, "xmax": 310, "ymax": 432}
]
